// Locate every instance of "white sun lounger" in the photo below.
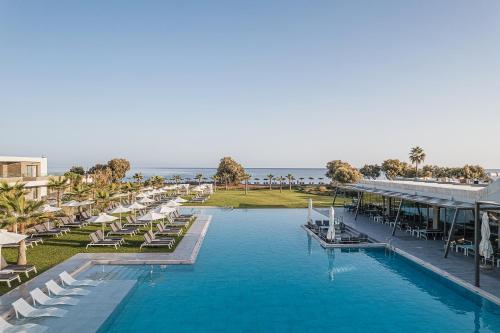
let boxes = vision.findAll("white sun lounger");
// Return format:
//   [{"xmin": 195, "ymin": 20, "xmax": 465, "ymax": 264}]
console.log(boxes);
[
  {"xmin": 45, "ymin": 280, "xmax": 90, "ymax": 296},
  {"xmin": 30, "ymin": 288, "xmax": 79, "ymax": 306},
  {"xmin": 0, "ymin": 316, "xmax": 48, "ymax": 333},
  {"xmin": 12, "ymin": 298, "xmax": 67, "ymax": 319},
  {"xmin": 59, "ymin": 271, "xmax": 101, "ymax": 287}
]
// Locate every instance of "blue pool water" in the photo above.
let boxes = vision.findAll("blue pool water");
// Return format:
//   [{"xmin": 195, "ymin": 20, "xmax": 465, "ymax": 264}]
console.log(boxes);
[{"xmin": 95, "ymin": 209, "xmax": 500, "ymax": 332}]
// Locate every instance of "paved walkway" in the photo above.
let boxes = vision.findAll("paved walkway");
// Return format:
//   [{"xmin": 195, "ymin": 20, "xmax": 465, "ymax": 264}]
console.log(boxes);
[
  {"xmin": 29, "ymin": 280, "xmax": 136, "ymax": 333},
  {"xmin": 316, "ymin": 208, "xmax": 500, "ymax": 303},
  {"xmin": 0, "ymin": 215, "xmax": 212, "ymax": 316}
]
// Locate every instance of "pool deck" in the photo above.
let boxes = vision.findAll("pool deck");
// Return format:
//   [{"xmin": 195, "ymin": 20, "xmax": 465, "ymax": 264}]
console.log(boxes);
[
  {"xmin": 0, "ymin": 214, "xmax": 212, "ymax": 317},
  {"xmin": 313, "ymin": 208, "xmax": 500, "ymax": 305}
]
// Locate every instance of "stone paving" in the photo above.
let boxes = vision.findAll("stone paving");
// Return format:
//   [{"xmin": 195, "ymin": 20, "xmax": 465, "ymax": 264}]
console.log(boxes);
[
  {"xmin": 314, "ymin": 207, "xmax": 500, "ymax": 304},
  {"xmin": 0, "ymin": 215, "xmax": 212, "ymax": 317}
]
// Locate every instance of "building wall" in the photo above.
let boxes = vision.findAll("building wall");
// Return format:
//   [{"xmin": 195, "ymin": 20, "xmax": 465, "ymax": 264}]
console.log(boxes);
[{"xmin": 0, "ymin": 156, "xmax": 50, "ymax": 200}]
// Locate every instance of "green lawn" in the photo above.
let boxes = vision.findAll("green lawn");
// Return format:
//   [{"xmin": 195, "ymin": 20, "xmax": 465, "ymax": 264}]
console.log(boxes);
[
  {"xmin": 184, "ymin": 188, "xmax": 349, "ymax": 208},
  {"xmin": 0, "ymin": 219, "xmax": 192, "ymax": 295},
  {"xmin": 0, "ymin": 189, "xmax": 350, "ymax": 295}
]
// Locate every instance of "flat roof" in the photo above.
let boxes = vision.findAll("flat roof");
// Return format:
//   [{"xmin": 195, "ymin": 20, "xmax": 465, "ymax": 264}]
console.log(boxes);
[
  {"xmin": 370, "ymin": 179, "xmax": 485, "ymax": 192},
  {"xmin": 0, "ymin": 156, "xmax": 47, "ymax": 163},
  {"xmin": 339, "ymin": 184, "xmax": 475, "ymax": 209}
]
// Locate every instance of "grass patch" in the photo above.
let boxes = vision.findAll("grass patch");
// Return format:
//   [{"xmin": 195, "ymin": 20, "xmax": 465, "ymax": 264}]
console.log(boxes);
[
  {"xmin": 0, "ymin": 219, "xmax": 193, "ymax": 295},
  {"xmin": 184, "ymin": 188, "xmax": 349, "ymax": 208}
]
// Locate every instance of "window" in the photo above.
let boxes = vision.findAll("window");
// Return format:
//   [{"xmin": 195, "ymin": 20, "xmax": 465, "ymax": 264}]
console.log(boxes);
[{"xmin": 25, "ymin": 165, "xmax": 38, "ymax": 177}]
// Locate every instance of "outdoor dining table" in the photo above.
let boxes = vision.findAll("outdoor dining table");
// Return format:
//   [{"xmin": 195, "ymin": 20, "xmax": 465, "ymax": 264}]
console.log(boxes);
[{"xmin": 455, "ymin": 244, "xmax": 475, "ymax": 256}]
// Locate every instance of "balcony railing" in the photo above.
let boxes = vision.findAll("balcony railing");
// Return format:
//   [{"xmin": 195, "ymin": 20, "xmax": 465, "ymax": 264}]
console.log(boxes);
[{"xmin": 0, "ymin": 176, "xmax": 52, "ymax": 184}]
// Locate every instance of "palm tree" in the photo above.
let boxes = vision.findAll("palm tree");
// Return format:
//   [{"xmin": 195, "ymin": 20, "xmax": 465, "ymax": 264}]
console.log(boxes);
[
  {"xmin": 222, "ymin": 173, "xmax": 230, "ymax": 191},
  {"xmin": 195, "ymin": 174, "xmax": 203, "ymax": 185},
  {"xmin": 64, "ymin": 172, "xmax": 82, "ymax": 187},
  {"xmin": 48, "ymin": 177, "xmax": 68, "ymax": 207},
  {"xmin": 409, "ymin": 146, "xmax": 426, "ymax": 178},
  {"xmin": 267, "ymin": 174, "xmax": 274, "ymax": 190},
  {"xmin": 68, "ymin": 183, "xmax": 90, "ymax": 202},
  {"xmin": 95, "ymin": 189, "xmax": 111, "ymax": 212},
  {"xmin": 286, "ymin": 174, "xmax": 294, "ymax": 190},
  {"xmin": 0, "ymin": 181, "xmax": 25, "ymax": 196},
  {"xmin": 242, "ymin": 173, "xmax": 251, "ymax": 195},
  {"xmin": 172, "ymin": 175, "xmax": 182, "ymax": 185},
  {"xmin": 211, "ymin": 175, "xmax": 219, "ymax": 192},
  {"xmin": 132, "ymin": 173, "xmax": 144, "ymax": 186},
  {"xmin": 277, "ymin": 176, "xmax": 285, "ymax": 193},
  {"xmin": 0, "ymin": 192, "xmax": 45, "ymax": 265}
]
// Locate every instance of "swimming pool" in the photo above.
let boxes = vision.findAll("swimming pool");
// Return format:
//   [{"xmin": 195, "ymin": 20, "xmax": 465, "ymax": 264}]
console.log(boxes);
[{"xmin": 94, "ymin": 209, "xmax": 500, "ymax": 332}]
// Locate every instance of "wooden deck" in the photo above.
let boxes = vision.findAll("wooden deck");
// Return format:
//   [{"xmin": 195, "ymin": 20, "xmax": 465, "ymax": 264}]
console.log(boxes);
[{"xmin": 316, "ymin": 208, "xmax": 500, "ymax": 302}]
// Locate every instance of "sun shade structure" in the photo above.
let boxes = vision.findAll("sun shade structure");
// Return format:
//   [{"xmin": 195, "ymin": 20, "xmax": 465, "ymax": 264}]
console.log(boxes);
[
  {"xmin": 39, "ymin": 204, "xmax": 61, "ymax": 213},
  {"xmin": 174, "ymin": 197, "xmax": 188, "ymax": 203},
  {"xmin": 338, "ymin": 184, "xmax": 475, "ymax": 209},
  {"xmin": 87, "ymin": 213, "xmax": 118, "ymax": 233},
  {"xmin": 108, "ymin": 205, "xmax": 132, "ymax": 221},
  {"xmin": 127, "ymin": 202, "xmax": 146, "ymax": 210},
  {"xmin": 138, "ymin": 197, "xmax": 154, "ymax": 204},
  {"xmin": 138, "ymin": 211, "xmax": 166, "ymax": 231},
  {"xmin": 165, "ymin": 200, "xmax": 181, "ymax": 207},
  {"xmin": 153, "ymin": 205, "xmax": 176, "ymax": 215},
  {"xmin": 0, "ymin": 230, "xmax": 27, "ymax": 269},
  {"xmin": 61, "ymin": 200, "xmax": 81, "ymax": 207}
]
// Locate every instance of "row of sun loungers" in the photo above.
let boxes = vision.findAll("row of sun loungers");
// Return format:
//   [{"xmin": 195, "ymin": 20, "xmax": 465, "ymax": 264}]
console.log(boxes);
[
  {"xmin": 190, "ymin": 194, "xmax": 210, "ymax": 203},
  {"xmin": 0, "ymin": 266, "xmax": 38, "ymax": 287},
  {"xmin": 86, "ymin": 230, "xmax": 124, "ymax": 249},
  {"xmin": 2, "ymin": 271, "xmax": 101, "ymax": 332}
]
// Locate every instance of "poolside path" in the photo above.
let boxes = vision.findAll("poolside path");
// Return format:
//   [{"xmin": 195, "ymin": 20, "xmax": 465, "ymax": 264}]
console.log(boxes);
[
  {"xmin": 315, "ymin": 208, "xmax": 500, "ymax": 303},
  {"xmin": 0, "ymin": 214, "xmax": 212, "ymax": 316}
]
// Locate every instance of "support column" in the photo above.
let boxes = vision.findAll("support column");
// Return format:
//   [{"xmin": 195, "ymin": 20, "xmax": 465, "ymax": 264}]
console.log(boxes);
[
  {"xmin": 432, "ymin": 206, "xmax": 439, "ymax": 229},
  {"xmin": 332, "ymin": 187, "xmax": 338, "ymax": 207},
  {"xmin": 444, "ymin": 208, "xmax": 459, "ymax": 258},
  {"xmin": 354, "ymin": 192, "xmax": 362, "ymax": 221},
  {"xmin": 391, "ymin": 200, "xmax": 403, "ymax": 236},
  {"xmin": 474, "ymin": 202, "xmax": 480, "ymax": 287}
]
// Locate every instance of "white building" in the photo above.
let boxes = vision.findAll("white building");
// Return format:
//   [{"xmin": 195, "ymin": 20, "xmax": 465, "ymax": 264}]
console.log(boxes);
[{"xmin": 0, "ymin": 156, "xmax": 50, "ymax": 200}]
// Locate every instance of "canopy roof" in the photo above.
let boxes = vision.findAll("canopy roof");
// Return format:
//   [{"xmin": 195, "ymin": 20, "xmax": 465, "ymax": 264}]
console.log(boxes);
[{"xmin": 339, "ymin": 184, "xmax": 476, "ymax": 210}]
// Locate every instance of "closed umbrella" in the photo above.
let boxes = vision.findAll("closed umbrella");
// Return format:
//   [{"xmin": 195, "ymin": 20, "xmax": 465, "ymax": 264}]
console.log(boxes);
[
  {"xmin": 87, "ymin": 213, "xmax": 118, "ymax": 233},
  {"xmin": 0, "ymin": 230, "xmax": 27, "ymax": 269},
  {"xmin": 307, "ymin": 199, "xmax": 313, "ymax": 225},
  {"xmin": 479, "ymin": 212, "xmax": 493, "ymax": 260},
  {"xmin": 108, "ymin": 205, "xmax": 132, "ymax": 221},
  {"xmin": 326, "ymin": 207, "xmax": 336, "ymax": 242},
  {"xmin": 138, "ymin": 211, "xmax": 165, "ymax": 231}
]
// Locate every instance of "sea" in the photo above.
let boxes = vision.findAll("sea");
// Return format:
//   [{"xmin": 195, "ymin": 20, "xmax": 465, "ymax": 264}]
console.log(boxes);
[
  {"xmin": 48, "ymin": 166, "xmax": 500, "ymax": 183},
  {"xmin": 48, "ymin": 167, "xmax": 329, "ymax": 183}
]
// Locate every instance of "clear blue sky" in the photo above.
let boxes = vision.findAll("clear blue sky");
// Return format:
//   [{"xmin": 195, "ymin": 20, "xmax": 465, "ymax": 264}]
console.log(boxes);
[{"xmin": 1, "ymin": 1, "xmax": 499, "ymax": 168}]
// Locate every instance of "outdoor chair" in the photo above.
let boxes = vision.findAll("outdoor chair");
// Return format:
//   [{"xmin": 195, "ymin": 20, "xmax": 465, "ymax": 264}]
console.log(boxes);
[
  {"xmin": 12, "ymin": 298, "xmax": 67, "ymax": 319},
  {"xmin": 30, "ymin": 288, "xmax": 79, "ymax": 306}
]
